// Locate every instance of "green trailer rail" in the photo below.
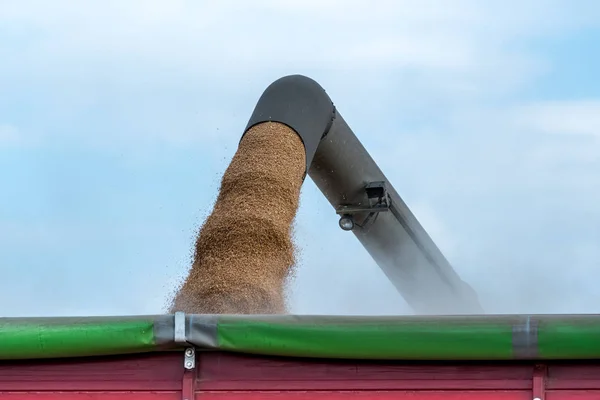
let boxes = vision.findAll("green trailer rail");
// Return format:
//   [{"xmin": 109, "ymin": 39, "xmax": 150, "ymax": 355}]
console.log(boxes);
[{"xmin": 2, "ymin": 314, "xmax": 600, "ymax": 361}]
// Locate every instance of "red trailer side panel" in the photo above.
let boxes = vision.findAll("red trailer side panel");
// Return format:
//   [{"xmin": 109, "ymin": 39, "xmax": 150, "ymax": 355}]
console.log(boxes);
[
  {"xmin": 197, "ymin": 352, "xmax": 534, "ymax": 391},
  {"xmin": 196, "ymin": 392, "xmax": 531, "ymax": 400},
  {"xmin": 0, "ymin": 353, "xmax": 183, "ymax": 392},
  {"xmin": 2, "ymin": 351, "xmax": 600, "ymax": 399},
  {"xmin": 0, "ymin": 394, "xmax": 179, "ymax": 400}
]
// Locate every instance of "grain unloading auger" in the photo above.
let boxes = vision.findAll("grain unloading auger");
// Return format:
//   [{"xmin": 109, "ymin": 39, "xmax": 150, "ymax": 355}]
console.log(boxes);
[{"xmin": 243, "ymin": 75, "xmax": 483, "ymax": 315}]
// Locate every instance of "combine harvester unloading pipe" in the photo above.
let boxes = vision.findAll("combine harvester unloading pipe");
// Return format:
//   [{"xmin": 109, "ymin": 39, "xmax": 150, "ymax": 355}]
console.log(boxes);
[{"xmin": 244, "ymin": 75, "xmax": 483, "ymax": 315}]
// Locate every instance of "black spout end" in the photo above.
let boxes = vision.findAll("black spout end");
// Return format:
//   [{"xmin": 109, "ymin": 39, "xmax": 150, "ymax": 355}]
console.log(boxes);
[{"xmin": 242, "ymin": 75, "xmax": 336, "ymax": 176}]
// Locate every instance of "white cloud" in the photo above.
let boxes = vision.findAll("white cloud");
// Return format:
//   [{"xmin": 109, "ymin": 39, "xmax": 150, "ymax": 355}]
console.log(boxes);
[
  {"xmin": 0, "ymin": 0, "xmax": 578, "ymax": 153},
  {"xmin": 0, "ymin": 1, "xmax": 589, "ymax": 88}
]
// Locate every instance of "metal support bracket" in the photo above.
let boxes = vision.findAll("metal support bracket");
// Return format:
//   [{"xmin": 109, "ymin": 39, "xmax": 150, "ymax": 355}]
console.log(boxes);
[
  {"xmin": 184, "ymin": 347, "xmax": 196, "ymax": 370},
  {"xmin": 532, "ymin": 364, "xmax": 547, "ymax": 400},
  {"xmin": 336, "ymin": 181, "xmax": 391, "ymax": 231},
  {"xmin": 175, "ymin": 312, "xmax": 197, "ymax": 400},
  {"xmin": 181, "ymin": 347, "xmax": 196, "ymax": 400},
  {"xmin": 174, "ymin": 311, "xmax": 196, "ymax": 369}
]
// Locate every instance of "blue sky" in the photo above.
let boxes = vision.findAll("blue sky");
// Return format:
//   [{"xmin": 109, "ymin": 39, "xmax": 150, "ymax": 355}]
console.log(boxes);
[{"xmin": 1, "ymin": 0, "xmax": 600, "ymax": 317}]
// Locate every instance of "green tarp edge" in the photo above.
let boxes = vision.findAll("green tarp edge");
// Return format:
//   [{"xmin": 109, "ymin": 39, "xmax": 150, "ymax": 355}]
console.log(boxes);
[
  {"xmin": 0, "ymin": 316, "xmax": 163, "ymax": 360},
  {"xmin": 538, "ymin": 317, "xmax": 600, "ymax": 358},
  {"xmin": 4, "ymin": 314, "xmax": 600, "ymax": 361},
  {"xmin": 216, "ymin": 315, "xmax": 514, "ymax": 360},
  {"xmin": 213, "ymin": 315, "xmax": 600, "ymax": 360}
]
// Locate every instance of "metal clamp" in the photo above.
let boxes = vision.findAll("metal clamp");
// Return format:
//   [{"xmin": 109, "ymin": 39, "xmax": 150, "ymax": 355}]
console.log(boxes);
[
  {"xmin": 336, "ymin": 181, "xmax": 391, "ymax": 231},
  {"xmin": 174, "ymin": 312, "xmax": 196, "ymax": 370},
  {"xmin": 174, "ymin": 311, "xmax": 187, "ymax": 344}
]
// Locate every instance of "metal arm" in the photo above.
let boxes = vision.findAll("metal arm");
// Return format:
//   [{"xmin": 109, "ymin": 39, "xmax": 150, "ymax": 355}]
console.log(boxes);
[{"xmin": 242, "ymin": 75, "xmax": 483, "ymax": 315}]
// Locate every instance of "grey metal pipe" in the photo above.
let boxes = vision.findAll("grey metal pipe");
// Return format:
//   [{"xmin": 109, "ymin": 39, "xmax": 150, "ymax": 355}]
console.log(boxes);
[{"xmin": 243, "ymin": 75, "xmax": 483, "ymax": 314}]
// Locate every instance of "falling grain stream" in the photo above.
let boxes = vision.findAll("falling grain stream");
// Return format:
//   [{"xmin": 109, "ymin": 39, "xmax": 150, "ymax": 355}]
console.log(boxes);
[{"xmin": 169, "ymin": 122, "xmax": 305, "ymax": 314}]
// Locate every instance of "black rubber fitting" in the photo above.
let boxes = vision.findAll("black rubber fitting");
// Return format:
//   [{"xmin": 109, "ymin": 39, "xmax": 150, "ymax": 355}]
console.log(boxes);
[{"xmin": 242, "ymin": 74, "xmax": 336, "ymax": 177}]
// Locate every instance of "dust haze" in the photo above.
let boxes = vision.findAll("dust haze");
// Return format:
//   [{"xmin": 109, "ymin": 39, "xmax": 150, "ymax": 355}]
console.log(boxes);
[{"xmin": 288, "ymin": 124, "xmax": 600, "ymax": 316}]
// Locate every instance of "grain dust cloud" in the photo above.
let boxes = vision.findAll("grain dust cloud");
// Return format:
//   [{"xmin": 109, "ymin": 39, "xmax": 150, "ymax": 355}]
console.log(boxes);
[{"xmin": 169, "ymin": 122, "xmax": 306, "ymax": 314}]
